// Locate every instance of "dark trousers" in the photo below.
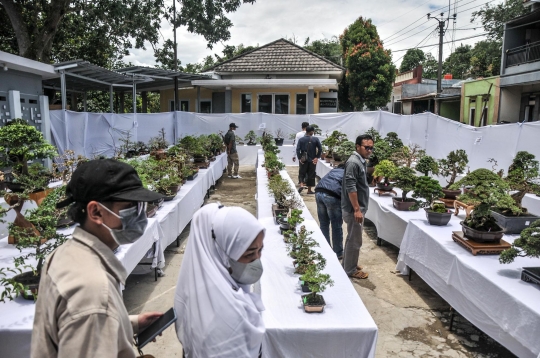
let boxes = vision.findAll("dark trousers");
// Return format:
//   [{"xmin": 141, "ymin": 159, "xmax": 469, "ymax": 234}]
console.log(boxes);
[
  {"xmin": 297, "ymin": 162, "xmax": 307, "ymax": 183},
  {"xmin": 316, "ymin": 192, "xmax": 343, "ymax": 257},
  {"xmin": 299, "ymin": 160, "xmax": 316, "ymax": 187}
]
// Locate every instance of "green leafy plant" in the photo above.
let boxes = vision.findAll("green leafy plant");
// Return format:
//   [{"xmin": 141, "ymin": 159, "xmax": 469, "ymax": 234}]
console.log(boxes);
[
  {"xmin": 208, "ymin": 133, "xmax": 224, "ymax": 152},
  {"xmin": 322, "ymin": 130, "xmax": 347, "ymax": 157},
  {"xmin": 416, "ymin": 155, "xmax": 439, "ymax": 177},
  {"xmin": 301, "ymin": 265, "xmax": 334, "ymax": 304},
  {"xmin": 392, "ymin": 143, "xmax": 425, "ymax": 168},
  {"xmin": 502, "ymin": 151, "xmax": 539, "ymax": 214},
  {"xmin": 311, "ymin": 124, "xmax": 322, "ymax": 136},
  {"xmin": 287, "ymin": 209, "xmax": 304, "ymax": 227},
  {"xmin": 373, "ymin": 159, "xmax": 397, "ymax": 185},
  {"xmin": 499, "ymin": 220, "xmax": 540, "ymax": 264},
  {"xmin": 148, "ymin": 128, "xmax": 169, "ymax": 151},
  {"xmin": 264, "ymin": 152, "xmax": 285, "ymax": 174},
  {"xmin": 385, "ymin": 132, "xmax": 404, "ymax": 152},
  {"xmin": 393, "ymin": 166, "xmax": 418, "ymax": 203},
  {"xmin": 9, "ymin": 162, "xmax": 51, "ymax": 193},
  {"xmin": 438, "ymin": 149, "xmax": 469, "ymax": 189},
  {"xmin": 365, "ymin": 127, "xmax": 382, "ymax": 143},
  {"xmin": 412, "ymin": 176, "xmax": 444, "ymax": 209},
  {"xmin": 244, "ymin": 130, "xmax": 258, "ymax": 145},
  {"xmin": 333, "ymin": 140, "xmax": 356, "ymax": 161}
]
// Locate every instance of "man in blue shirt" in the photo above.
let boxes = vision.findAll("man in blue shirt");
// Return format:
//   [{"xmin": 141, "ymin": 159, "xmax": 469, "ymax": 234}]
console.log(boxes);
[
  {"xmin": 296, "ymin": 125, "xmax": 322, "ymax": 194},
  {"xmin": 314, "ymin": 165, "xmax": 345, "ymax": 258}
]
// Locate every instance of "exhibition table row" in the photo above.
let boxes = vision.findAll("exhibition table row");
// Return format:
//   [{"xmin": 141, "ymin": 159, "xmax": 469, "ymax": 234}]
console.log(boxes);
[
  {"xmin": 256, "ymin": 150, "xmax": 378, "ymax": 358},
  {"xmin": 0, "ymin": 153, "xmax": 227, "ymax": 358}
]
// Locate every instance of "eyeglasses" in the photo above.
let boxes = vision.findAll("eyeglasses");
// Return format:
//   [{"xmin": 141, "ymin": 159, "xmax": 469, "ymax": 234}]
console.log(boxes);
[{"xmin": 361, "ymin": 146, "xmax": 374, "ymax": 151}]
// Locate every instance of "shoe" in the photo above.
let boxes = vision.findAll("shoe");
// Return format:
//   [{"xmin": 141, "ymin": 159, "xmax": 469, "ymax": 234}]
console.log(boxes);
[
  {"xmin": 227, "ymin": 175, "xmax": 232, "ymax": 178},
  {"xmin": 348, "ymin": 270, "xmax": 369, "ymax": 279},
  {"xmin": 298, "ymin": 186, "xmax": 305, "ymax": 193},
  {"xmin": 232, "ymin": 175, "xmax": 242, "ymax": 179},
  {"xmin": 337, "ymin": 255, "xmax": 343, "ymax": 260}
]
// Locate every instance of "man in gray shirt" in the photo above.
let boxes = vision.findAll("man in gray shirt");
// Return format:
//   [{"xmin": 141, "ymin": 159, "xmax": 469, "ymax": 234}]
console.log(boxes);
[
  {"xmin": 341, "ymin": 134, "xmax": 374, "ymax": 279},
  {"xmin": 223, "ymin": 123, "xmax": 241, "ymax": 179}
]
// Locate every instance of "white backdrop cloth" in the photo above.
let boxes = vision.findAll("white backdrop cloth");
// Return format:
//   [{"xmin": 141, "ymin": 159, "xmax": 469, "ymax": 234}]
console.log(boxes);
[
  {"xmin": 256, "ymin": 150, "xmax": 378, "ymax": 358},
  {"xmin": 0, "ymin": 219, "xmax": 161, "ymax": 358},
  {"xmin": 396, "ymin": 220, "xmax": 540, "ymax": 358},
  {"xmin": 50, "ymin": 110, "xmax": 540, "ymax": 171}
]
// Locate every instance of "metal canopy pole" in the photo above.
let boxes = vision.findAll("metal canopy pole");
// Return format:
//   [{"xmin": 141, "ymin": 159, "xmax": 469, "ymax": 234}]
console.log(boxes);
[
  {"xmin": 60, "ymin": 70, "xmax": 67, "ymax": 110},
  {"xmin": 109, "ymin": 85, "xmax": 114, "ymax": 113},
  {"xmin": 132, "ymin": 76, "xmax": 137, "ymax": 113},
  {"xmin": 83, "ymin": 92, "xmax": 87, "ymax": 112}
]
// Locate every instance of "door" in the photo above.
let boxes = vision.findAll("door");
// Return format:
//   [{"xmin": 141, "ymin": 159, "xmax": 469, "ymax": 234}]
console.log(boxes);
[{"xmin": 212, "ymin": 92, "xmax": 225, "ymax": 113}]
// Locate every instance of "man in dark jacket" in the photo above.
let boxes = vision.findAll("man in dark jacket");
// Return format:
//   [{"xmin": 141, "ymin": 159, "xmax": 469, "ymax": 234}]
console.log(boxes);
[
  {"xmin": 315, "ymin": 165, "xmax": 344, "ymax": 258},
  {"xmin": 296, "ymin": 125, "xmax": 322, "ymax": 194}
]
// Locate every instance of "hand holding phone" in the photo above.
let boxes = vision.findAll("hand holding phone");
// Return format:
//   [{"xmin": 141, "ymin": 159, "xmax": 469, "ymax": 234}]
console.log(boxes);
[{"xmin": 136, "ymin": 308, "xmax": 177, "ymax": 349}]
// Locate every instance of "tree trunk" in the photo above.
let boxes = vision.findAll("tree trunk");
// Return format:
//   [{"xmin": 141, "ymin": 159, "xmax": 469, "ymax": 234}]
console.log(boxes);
[{"xmin": 1, "ymin": 0, "xmax": 31, "ymax": 56}]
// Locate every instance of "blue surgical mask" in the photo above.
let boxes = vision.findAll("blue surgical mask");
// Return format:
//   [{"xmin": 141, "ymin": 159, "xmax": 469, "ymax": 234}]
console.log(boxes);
[{"xmin": 100, "ymin": 202, "xmax": 148, "ymax": 245}]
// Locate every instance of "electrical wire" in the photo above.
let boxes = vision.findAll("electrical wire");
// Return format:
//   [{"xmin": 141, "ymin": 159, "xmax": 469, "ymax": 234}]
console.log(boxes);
[
  {"xmin": 377, "ymin": 0, "xmax": 435, "ymax": 26},
  {"xmin": 386, "ymin": 24, "xmax": 435, "ymax": 47},
  {"xmin": 384, "ymin": 19, "xmax": 430, "ymax": 43},
  {"xmin": 393, "ymin": 28, "xmax": 437, "ymax": 64},
  {"xmin": 391, "ymin": 32, "xmax": 487, "ymax": 52}
]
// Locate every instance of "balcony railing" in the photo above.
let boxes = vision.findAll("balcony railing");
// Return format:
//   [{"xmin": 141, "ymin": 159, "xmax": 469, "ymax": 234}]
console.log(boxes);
[{"xmin": 506, "ymin": 41, "xmax": 540, "ymax": 67}]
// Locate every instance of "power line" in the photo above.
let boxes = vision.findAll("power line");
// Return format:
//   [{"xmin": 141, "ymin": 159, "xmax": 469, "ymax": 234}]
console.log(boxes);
[
  {"xmin": 386, "ymin": 23, "xmax": 435, "ymax": 47},
  {"xmin": 384, "ymin": 19, "xmax": 429, "ymax": 43},
  {"xmin": 377, "ymin": 0, "xmax": 435, "ymax": 27},
  {"xmin": 393, "ymin": 29, "xmax": 436, "ymax": 64},
  {"xmin": 391, "ymin": 32, "xmax": 487, "ymax": 52}
]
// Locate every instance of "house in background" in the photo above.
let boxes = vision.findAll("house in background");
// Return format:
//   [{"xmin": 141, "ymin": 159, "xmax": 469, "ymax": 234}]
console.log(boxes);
[
  {"xmin": 460, "ymin": 76, "xmax": 500, "ymax": 126},
  {"xmin": 390, "ymin": 66, "xmax": 423, "ymax": 114},
  {"xmin": 159, "ymin": 39, "xmax": 345, "ymax": 114}
]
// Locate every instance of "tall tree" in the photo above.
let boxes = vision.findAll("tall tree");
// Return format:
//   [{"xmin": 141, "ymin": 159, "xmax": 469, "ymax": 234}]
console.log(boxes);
[
  {"xmin": 304, "ymin": 37, "xmax": 342, "ymax": 66},
  {"xmin": 340, "ymin": 17, "xmax": 396, "ymax": 110},
  {"xmin": 472, "ymin": 0, "xmax": 528, "ymax": 42},
  {"xmin": 443, "ymin": 44, "xmax": 472, "ymax": 79},
  {"xmin": 422, "ymin": 52, "xmax": 439, "ymax": 79},
  {"xmin": 470, "ymin": 40, "xmax": 502, "ymax": 77},
  {"xmin": 399, "ymin": 48, "xmax": 425, "ymax": 73}
]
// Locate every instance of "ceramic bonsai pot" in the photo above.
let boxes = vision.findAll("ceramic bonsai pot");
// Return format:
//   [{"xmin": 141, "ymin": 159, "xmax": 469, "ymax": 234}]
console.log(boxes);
[
  {"xmin": 460, "ymin": 221, "xmax": 504, "ymax": 243},
  {"xmin": 490, "ymin": 210, "xmax": 540, "ymax": 235},
  {"xmin": 13, "ymin": 271, "xmax": 40, "ymax": 300},
  {"xmin": 187, "ymin": 173, "xmax": 198, "ymax": 181},
  {"xmin": 442, "ymin": 188, "xmax": 461, "ymax": 199},
  {"xmin": 425, "ymin": 208, "xmax": 452, "ymax": 226},
  {"xmin": 521, "ymin": 267, "xmax": 540, "ymax": 286},
  {"xmin": 247, "ymin": 142, "xmax": 257, "ymax": 146},
  {"xmin": 392, "ymin": 198, "xmax": 416, "ymax": 211},
  {"xmin": 146, "ymin": 203, "xmax": 159, "ymax": 218},
  {"xmin": 301, "ymin": 293, "xmax": 326, "ymax": 313},
  {"xmin": 376, "ymin": 182, "xmax": 394, "ymax": 191},
  {"xmin": 274, "ymin": 138, "xmax": 284, "ymax": 146}
]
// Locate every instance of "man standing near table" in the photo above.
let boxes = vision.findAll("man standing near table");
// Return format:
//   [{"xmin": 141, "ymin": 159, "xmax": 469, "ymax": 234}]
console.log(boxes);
[
  {"xmin": 341, "ymin": 134, "xmax": 374, "ymax": 279},
  {"xmin": 296, "ymin": 125, "xmax": 322, "ymax": 194},
  {"xmin": 31, "ymin": 159, "xmax": 164, "ymax": 358},
  {"xmin": 292, "ymin": 121, "xmax": 309, "ymax": 185},
  {"xmin": 224, "ymin": 122, "xmax": 241, "ymax": 179}
]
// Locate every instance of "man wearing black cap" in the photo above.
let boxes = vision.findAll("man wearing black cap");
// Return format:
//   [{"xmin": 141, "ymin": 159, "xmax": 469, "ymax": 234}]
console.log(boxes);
[
  {"xmin": 224, "ymin": 122, "xmax": 241, "ymax": 179},
  {"xmin": 31, "ymin": 159, "xmax": 164, "ymax": 358}
]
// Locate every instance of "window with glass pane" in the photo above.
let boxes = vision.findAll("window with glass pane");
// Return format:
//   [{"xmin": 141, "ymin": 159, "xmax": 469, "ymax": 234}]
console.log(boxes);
[
  {"xmin": 200, "ymin": 101, "xmax": 211, "ymax": 113},
  {"xmin": 180, "ymin": 100, "xmax": 189, "ymax": 111},
  {"xmin": 241, "ymin": 94, "xmax": 252, "ymax": 112},
  {"xmin": 296, "ymin": 94, "xmax": 307, "ymax": 115},
  {"xmin": 258, "ymin": 95, "xmax": 272, "ymax": 113},
  {"xmin": 274, "ymin": 94, "xmax": 289, "ymax": 114}
]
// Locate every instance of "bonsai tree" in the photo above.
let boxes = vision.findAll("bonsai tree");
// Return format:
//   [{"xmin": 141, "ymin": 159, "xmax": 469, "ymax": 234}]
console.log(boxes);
[
  {"xmin": 393, "ymin": 166, "xmax": 418, "ymax": 203},
  {"xmin": 260, "ymin": 131, "xmax": 274, "ymax": 148},
  {"xmin": 392, "ymin": 143, "xmax": 426, "ymax": 168},
  {"xmin": 416, "ymin": 155, "xmax": 439, "ymax": 177},
  {"xmin": 502, "ymin": 151, "xmax": 539, "ymax": 213},
  {"xmin": 499, "ymin": 219, "xmax": 540, "ymax": 264},
  {"xmin": 207, "ymin": 133, "xmax": 224, "ymax": 152},
  {"xmin": 53, "ymin": 150, "xmax": 88, "ymax": 184},
  {"xmin": 287, "ymin": 208, "xmax": 304, "ymax": 227},
  {"xmin": 301, "ymin": 265, "xmax": 334, "ymax": 305},
  {"xmin": 155, "ymin": 173, "xmax": 183, "ymax": 196},
  {"xmin": 333, "ymin": 140, "xmax": 356, "ymax": 161},
  {"xmin": 385, "ymin": 132, "xmax": 404, "ymax": 152},
  {"xmin": 0, "ymin": 119, "xmax": 57, "ymax": 176},
  {"xmin": 438, "ymin": 149, "xmax": 469, "ymax": 189},
  {"xmin": 274, "ymin": 128, "xmax": 285, "ymax": 139},
  {"xmin": 412, "ymin": 176, "xmax": 444, "ymax": 209},
  {"xmin": 322, "ymin": 130, "xmax": 347, "ymax": 157},
  {"xmin": 365, "ymin": 127, "xmax": 382, "ymax": 143},
  {"xmin": 1, "ymin": 186, "xmax": 69, "ymax": 302},
  {"xmin": 373, "ymin": 160, "xmax": 397, "ymax": 186},
  {"xmin": 148, "ymin": 128, "xmax": 169, "ymax": 151},
  {"xmin": 451, "ymin": 168, "xmax": 520, "ymax": 231},
  {"xmin": 311, "ymin": 124, "xmax": 322, "ymax": 136},
  {"xmin": 244, "ymin": 130, "xmax": 258, "ymax": 145},
  {"xmin": 178, "ymin": 135, "xmax": 200, "ymax": 155},
  {"xmin": 10, "ymin": 162, "xmax": 52, "ymax": 194}
]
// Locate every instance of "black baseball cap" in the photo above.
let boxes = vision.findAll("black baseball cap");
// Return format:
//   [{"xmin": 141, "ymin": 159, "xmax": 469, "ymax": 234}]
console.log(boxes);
[
  {"xmin": 229, "ymin": 122, "xmax": 238, "ymax": 128},
  {"xmin": 56, "ymin": 159, "xmax": 164, "ymax": 208}
]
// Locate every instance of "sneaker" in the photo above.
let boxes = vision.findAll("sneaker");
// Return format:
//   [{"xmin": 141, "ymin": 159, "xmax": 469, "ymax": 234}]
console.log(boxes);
[
  {"xmin": 227, "ymin": 175, "xmax": 232, "ymax": 178},
  {"xmin": 233, "ymin": 175, "xmax": 242, "ymax": 179}
]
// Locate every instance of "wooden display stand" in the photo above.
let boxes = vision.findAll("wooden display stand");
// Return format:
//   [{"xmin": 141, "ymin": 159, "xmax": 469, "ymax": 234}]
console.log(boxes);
[
  {"xmin": 374, "ymin": 188, "xmax": 397, "ymax": 197},
  {"xmin": 439, "ymin": 197, "xmax": 455, "ymax": 208},
  {"xmin": 454, "ymin": 200, "xmax": 474, "ymax": 218},
  {"xmin": 451, "ymin": 231, "xmax": 510, "ymax": 256}
]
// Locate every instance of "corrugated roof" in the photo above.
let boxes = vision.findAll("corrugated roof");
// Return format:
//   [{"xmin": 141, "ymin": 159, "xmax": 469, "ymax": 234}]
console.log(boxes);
[{"xmin": 208, "ymin": 38, "xmax": 345, "ymax": 73}]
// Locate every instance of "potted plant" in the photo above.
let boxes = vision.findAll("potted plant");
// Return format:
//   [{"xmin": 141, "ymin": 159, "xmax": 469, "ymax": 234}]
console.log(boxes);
[
  {"xmin": 333, "ymin": 140, "xmax": 355, "ymax": 163},
  {"xmin": 155, "ymin": 174, "xmax": 183, "ymax": 201},
  {"xmin": 491, "ymin": 151, "xmax": 540, "ymax": 234},
  {"xmin": 264, "ymin": 152, "xmax": 285, "ymax": 177},
  {"xmin": 53, "ymin": 150, "xmax": 88, "ymax": 184},
  {"xmin": 392, "ymin": 166, "xmax": 419, "ymax": 211},
  {"xmin": 416, "ymin": 155, "xmax": 439, "ymax": 177},
  {"xmin": 244, "ymin": 130, "xmax": 259, "ymax": 146},
  {"xmin": 384, "ymin": 132, "xmax": 404, "ymax": 152},
  {"xmin": 321, "ymin": 130, "xmax": 347, "ymax": 160},
  {"xmin": 0, "ymin": 187, "xmax": 69, "ymax": 301},
  {"xmin": 148, "ymin": 128, "xmax": 169, "ymax": 159},
  {"xmin": 372, "ymin": 159, "xmax": 397, "ymax": 191},
  {"xmin": 412, "ymin": 176, "xmax": 452, "ymax": 226},
  {"xmin": 499, "ymin": 219, "xmax": 540, "ymax": 264},
  {"xmin": 451, "ymin": 168, "xmax": 520, "ymax": 242},
  {"xmin": 300, "ymin": 265, "xmax": 334, "ymax": 313},
  {"xmin": 208, "ymin": 133, "xmax": 225, "ymax": 155},
  {"xmin": 274, "ymin": 128, "xmax": 285, "ymax": 146},
  {"xmin": 392, "ymin": 144, "xmax": 425, "ymax": 168},
  {"xmin": 438, "ymin": 149, "xmax": 469, "ymax": 200},
  {"xmin": 279, "ymin": 208, "xmax": 304, "ymax": 234}
]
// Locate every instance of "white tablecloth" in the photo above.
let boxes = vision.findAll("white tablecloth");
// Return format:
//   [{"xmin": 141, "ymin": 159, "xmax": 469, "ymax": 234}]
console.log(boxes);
[
  {"xmin": 396, "ymin": 219, "xmax": 540, "ymax": 358},
  {"xmin": 315, "ymin": 158, "xmax": 333, "ymax": 178},
  {"xmin": 256, "ymin": 150, "xmax": 378, "ymax": 358},
  {"xmin": 237, "ymin": 144, "xmax": 296, "ymax": 166}
]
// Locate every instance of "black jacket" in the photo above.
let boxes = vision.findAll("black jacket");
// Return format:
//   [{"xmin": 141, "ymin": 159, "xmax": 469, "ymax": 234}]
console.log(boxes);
[{"xmin": 296, "ymin": 135, "xmax": 322, "ymax": 161}]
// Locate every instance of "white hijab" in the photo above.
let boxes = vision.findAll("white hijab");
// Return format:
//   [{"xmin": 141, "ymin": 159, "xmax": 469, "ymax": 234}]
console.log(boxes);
[{"xmin": 175, "ymin": 203, "xmax": 266, "ymax": 358}]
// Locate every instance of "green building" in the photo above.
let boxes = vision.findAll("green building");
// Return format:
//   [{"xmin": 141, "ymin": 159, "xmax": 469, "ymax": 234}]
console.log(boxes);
[{"xmin": 460, "ymin": 76, "xmax": 500, "ymax": 126}]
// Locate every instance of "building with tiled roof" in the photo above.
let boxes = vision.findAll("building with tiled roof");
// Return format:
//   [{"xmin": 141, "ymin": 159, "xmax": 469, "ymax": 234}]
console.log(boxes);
[{"xmin": 160, "ymin": 38, "xmax": 345, "ymax": 114}]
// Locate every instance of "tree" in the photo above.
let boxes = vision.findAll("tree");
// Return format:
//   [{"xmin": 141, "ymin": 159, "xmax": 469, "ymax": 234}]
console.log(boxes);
[
  {"xmin": 340, "ymin": 17, "xmax": 396, "ymax": 110},
  {"xmin": 304, "ymin": 37, "xmax": 342, "ymax": 66},
  {"xmin": 470, "ymin": 40, "xmax": 502, "ymax": 78},
  {"xmin": 155, "ymin": 40, "xmax": 183, "ymax": 71},
  {"xmin": 399, "ymin": 49, "xmax": 425, "ymax": 73},
  {"xmin": 422, "ymin": 52, "xmax": 439, "ymax": 79},
  {"xmin": 215, "ymin": 43, "xmax": 257, "ymax": 63},
  {"xmin": 472, "ymin": 0, "xmax": 528, "ymax": 42},
  {"xmin": 443, "ymin": 44, "xmax": 472, "ymax": 79}
]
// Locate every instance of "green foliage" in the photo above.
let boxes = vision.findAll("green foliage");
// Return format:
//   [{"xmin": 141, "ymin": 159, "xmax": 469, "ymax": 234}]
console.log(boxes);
[
  {"xmin": 207, "ymin": 133, "xmax": 224, "ymax": 151},
  {"xmin": 340, "ymin": 17, "xmax": 396, "ymax": 110},
  {"xmin": 500, "ymin": 220, "xmax": 540, "ymax": 264},
  {"xmin": 267, "ymin": 174, "xmax": 300, "ymax": 210},
  {"xmin": 502, "ymin": 151, "xmax": 539, "ymax": 213},
  {"xmin": 431, "ymin": 202, "xmax": 448, "ymax": 213},
  {"xmin": 301, "ymin": 265, "xmax": 334, "ymax": 299},
  {"xmin": 412, "ymin": 176, "xmax": 444, "ymax": 208},
  {"xmin": 311, "ymin": 124, "xmax": 322, "ymax": 136},
  {"xmin": 10, "ymin": 163, "xmax": 51, "ymax": 193},
  {"xmin": 422, "ymin": 53, "xmax": 439, "ymax": 79},
  {"xmin": 439, "ymin": 149, "xmax": 469, "ymax": 189},
  {"xmin": 392, "ymin": 144, "xmax": 425, "ymax": 168},
  {"xmin": 148, "ymin": 128, "xmax": 169, "ymax": 151},
  {"xmin": 304, "ymin": 36, "xmax": 342, "ymax": 66},
  {"xmin": 322, "ymin": 130, "xmax": 348, "ymax": 156},
  {"xmin": 472, "ymin": 0, "xmax": 528, "ymax": 42},
  {"xmin": 443, "ymin": 44, "xmax": 472, "ymax": 79},
  {"xmin": 393, "ymin": 166, "xmax": 418, "ymax": 202},
  {"xmin": 470, "ymin": 40, "xmax": 502, "ymax": 78},
  {"xmin": 244, "ymin": 130, "xmax": 258, "ymax": 145},
  {"xmin": 287, "ymin": 209, "xmax": 304, "ymax": 227},
  {"xmin": 385, "ymin": 132, "xmax": 403, "ymax": 151},
  {"xmin": 373, "ymin": 160, "xmax": 397, "ymax": 184},
  {"xmin": 399, "ymin": 49, "xmax": 425, "ymax": 73},
  {"xmin": 264, "ymin": 152, "xmax": 285, "ymax": 173},
  {"xmin": 334, "ymin": 140, "xmax": 356, "ymax": 160},
  {"xmin": 416, "ymin": 155, "xmax": 439, "ymax": 177},
  {"xmin": 365, "ymin": 127, "xmax": 382, "ymax": 143}
]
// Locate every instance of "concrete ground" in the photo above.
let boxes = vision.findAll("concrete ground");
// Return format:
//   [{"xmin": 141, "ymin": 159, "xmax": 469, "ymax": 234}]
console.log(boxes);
[{"xmin": 123, "ymin": 165, "xmax": 516, "ymax": 358}]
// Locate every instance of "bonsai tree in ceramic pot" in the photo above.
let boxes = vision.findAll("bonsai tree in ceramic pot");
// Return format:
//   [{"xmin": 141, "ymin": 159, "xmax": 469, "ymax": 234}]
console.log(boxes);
[
  {"xmin": 416, "ymin": 155, "xmax": 439, "ymax": 177},
  {"xmin": 207, "ymin": 133, "xmax": 224, "ymax": 155},
  {"xmin": 274, "ymin": 128, "xmax": 285, "ymax": 146},
  {"xmin": 300, "ymin": 264, "xmax": 334, "ymax": 313},
  {"xmin": 372, "ymin": 160, "xmax": 397, "ymax": 191},
  {"xmin": 392, "ymin": 166, "xmax": 419, "ymax": 211},
  {"xmin": 438, "ymin": 149, "xmax": 468, "ymax": 199},
  {"xmin": 392, "ymin": 144, "xmax": 425, "ymax": 169},
  {"xmin": 412, "ymin": 176, "xmax": 452, "ymax": 225},
  {"xmin": 244, "ymin": 130, "xmax": 259, "ymax": 146},
  {"xmin": 491, "ymin": 151, "xmax": 540, "ymax": 234},
  {"xmin": 148, "ymin": 128, "xmax": 169, "ymax": 159},
  {"xmin": 451, "ymin": 168, "xmax": 520, "ymax": 242},
  {"xmin": 155, "ymin": 173, "xmax": 183, "ymax": 200},
  {"xmin": 499, "ymin": 219, "xmax": 540, "ymax": 264},
  {"xmin": 333, "ymin": 140, "xmax": 356, "ymax": 163},
  {"xmin": 322, "ymin": 130, "xmax": 347, "ymax": 159}
]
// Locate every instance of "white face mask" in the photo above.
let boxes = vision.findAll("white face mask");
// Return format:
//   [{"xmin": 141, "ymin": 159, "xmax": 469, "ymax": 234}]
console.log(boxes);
[{"xmin": 229, "ymin": 258, "xmax": 263, "ymax": 285}]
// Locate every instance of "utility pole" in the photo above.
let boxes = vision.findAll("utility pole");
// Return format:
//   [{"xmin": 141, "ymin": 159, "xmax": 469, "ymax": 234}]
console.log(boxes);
[
  {"xmin": 173, "ymin": 0, "xmax": 179, "ymax": 111},
  {"xmin": 427, "ymin": 12, "xmax": 456, "ymax": 94}
]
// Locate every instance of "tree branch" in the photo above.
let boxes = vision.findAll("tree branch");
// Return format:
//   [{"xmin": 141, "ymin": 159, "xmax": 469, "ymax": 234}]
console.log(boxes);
[{"xmin": 1, "ymin": 0, "xmax": 31, "ymax": 55}]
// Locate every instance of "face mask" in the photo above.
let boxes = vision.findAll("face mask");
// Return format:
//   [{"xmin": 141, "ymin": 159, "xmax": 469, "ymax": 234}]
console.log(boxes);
[
  {"xmin": 229, "ymin": 257, "xmax": 263, "ymax": 285},
  {"xmin": 100, "ymin": 202, "xmax": 148, "ymax": 245}
]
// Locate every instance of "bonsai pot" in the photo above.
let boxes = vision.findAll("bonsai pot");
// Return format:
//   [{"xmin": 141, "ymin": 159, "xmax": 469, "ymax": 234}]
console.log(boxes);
[
  {"xmin": 392, "ymin": 198, "xmax": 417, "ymax": 211},
  {"xmin": 273, "ymin": 209, "xmax": 288, "ymax": 225},
  {"xmin": 247, "ymin": 141, "xmax": 257, "ymax": 146},
  {"xmin": 13, "ymin": 271, "xmax": 40, "ymax": 300},
  {"xmin": 187, "ymin": 173, "xmax": 198, "ymax": 181},
  {"xmin": 425, "ymin": 208, "xmax": 452, "ymax": 226},
  {"xmin": 274, "ymin": 138, "xmax": 284, "ymax": 146},
  {"xmin": 302, "ymin": 293, "xmax": 326, "ymax": 313},
  {"xmin": 490, "ymin": 210, "xmax": 540, "ymax": 235},
  {"xmin": 442, "ymin": 188, "xmax": 461, "ymax": 199},
  {"xmin": 521, "ymin": 267, "xmax": 540, "ymax": 286},
  {"xmin": 146, "ymin": 203, "xmax": 159, "ymax": 218},
  {"xmin": 376, "ymin": 182, "xmax": 394, "ymax": 191},
  {"xmin": 332, "ymin": 153, "xmax": 343, "ymax": 162},
  {"xmin": 460, "ymin": 221, "xmax": 504, "ymax": 243},
  {"xmin": 278, "ymin": 217, "xmax": 291, "ymax": 233}
]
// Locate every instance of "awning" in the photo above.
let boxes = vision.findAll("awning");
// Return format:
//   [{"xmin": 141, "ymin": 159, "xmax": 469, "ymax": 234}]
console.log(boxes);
[
  {"xmin": 191, "ymin": 78, "xmax": 338, "ymax": 90},
  {"xmin": 116, "ymin": 66, "xmax": 212, "ymax": 91}
]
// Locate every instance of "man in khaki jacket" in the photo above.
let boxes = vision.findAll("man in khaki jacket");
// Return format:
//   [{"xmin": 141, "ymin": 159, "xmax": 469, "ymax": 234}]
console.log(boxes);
[{"xmin": 31, "ymin": 159, "xmax": 164, "ymax": 357}]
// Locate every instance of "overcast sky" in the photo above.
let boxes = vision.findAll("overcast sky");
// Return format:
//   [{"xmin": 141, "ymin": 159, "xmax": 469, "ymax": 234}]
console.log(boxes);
[{"xmin": 124, "ymin": 0, "xmax": 502, "ymax": 69}]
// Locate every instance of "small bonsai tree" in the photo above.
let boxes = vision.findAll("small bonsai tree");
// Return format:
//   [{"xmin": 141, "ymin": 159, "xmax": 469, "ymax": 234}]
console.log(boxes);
[
  {"xmin": 244, "ymin": 130, "xmax": 258, "ymax": 145},
  {"xmin": 393, "ymin": 166, "xmax": 418, "ymax": 203},
  {"xmin": 416, "ymin": 155, "xmax": 439, "ymax": 177},
  {"xmin": 392, "ymin": 143, "xmax": 426, "ymax": 168},
  {"xmin": 412, "ymin": 176, "xmax": 444, "ymax": 209},
  {"xmin": 311, "ymin": 124, "xmax": 322, "ymax": 136},
  {"xmin": 333, "ymin": 140, "xmax": 356, "ymax": 161},
  {"xmin": 53, "ymin": 150, "xmax": 88, "ymax": 183},
  {"xmin": 301, "ymin": 265, "xmax": 334, "ymax": 305},
  {"xmin": 207, "ymin": 133, "xmax": 224, "ymax": 152},
  {"xmin": 438, "ymin": 149, "xmax": 468, "ymax": 189},
  {"xmin": 178, "ymin": 135, "xmax": 200, "ymax": 155},
  {"xmin": 499, "ymin": 219, "xmax": 540, "ymax": 264},
  {"xmin": 0, "ymin": 119, "xmax": 57, "ymax": 176},
  {"xmin": 373, "ymin": 160, "xmax": 397, "ymax": 186},
  {"xmin": 287, "ymin": 208, "xmax": 304, "ymax": 227},
  {"xmin": 274, "ymin": 128, "xmax": 285, "ymax": 139},
  {"xmin": 502, "ymin": 151, "xmax": 539, "ymax": 214},
  {"xmin": 385, "ymin": 132, "xmax": 404, "ymax": 152},
  {"xmin": 322, "ymin": 130, "xmax": 347, "ymax": 157},
  {"xmin": 365, "ymin": 127, "xmax": 382, "ymax": 143},
  {"xmin": 451, "ymin": 168, "xmax": 520, "ymax": 231},
  {"xmin": 148, "ymin": 128, "xmax": 169, "ymax": 151}
]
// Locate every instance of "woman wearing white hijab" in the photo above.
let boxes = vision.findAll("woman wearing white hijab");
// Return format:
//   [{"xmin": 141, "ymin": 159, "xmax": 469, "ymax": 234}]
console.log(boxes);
[{"xmin": 175, "ymin": 203, "xmax": 266, "ymax": 358}]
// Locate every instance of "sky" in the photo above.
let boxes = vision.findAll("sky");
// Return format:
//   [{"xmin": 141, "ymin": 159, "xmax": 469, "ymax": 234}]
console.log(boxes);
[{"xmin": 124, "ymin": 0, "xmax": 502, "ymax": 69}]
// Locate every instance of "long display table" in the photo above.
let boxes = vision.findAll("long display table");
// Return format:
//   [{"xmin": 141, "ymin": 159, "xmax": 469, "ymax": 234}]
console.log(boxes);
[{"xmin": 256, "ymin": 150, "xmax": 378, "ymax": 358}]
